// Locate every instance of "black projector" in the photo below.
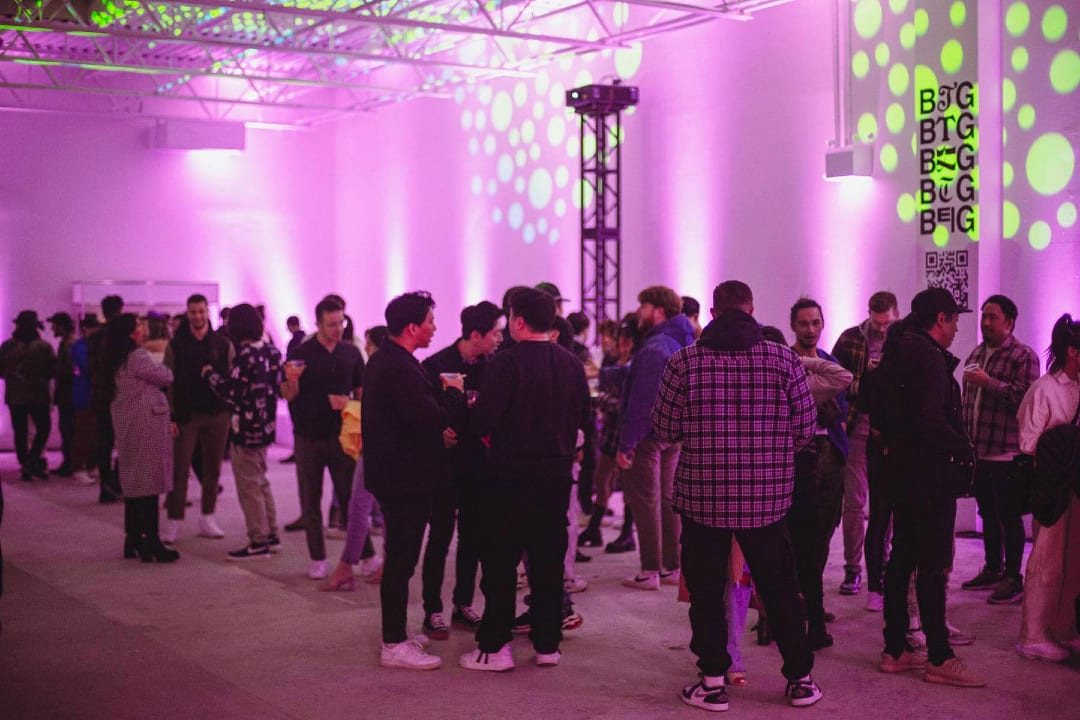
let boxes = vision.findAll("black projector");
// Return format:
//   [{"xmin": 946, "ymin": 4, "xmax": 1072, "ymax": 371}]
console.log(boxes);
[{"xmin": 565, "ymin": 84, "xmax": 639, "ymax": 115}]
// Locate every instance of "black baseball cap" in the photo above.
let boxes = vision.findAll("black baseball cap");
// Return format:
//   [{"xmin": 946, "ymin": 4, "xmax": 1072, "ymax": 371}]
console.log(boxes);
[{"xmin": 911, "ymin": 287, "xmax": 972, "ymax": 321}]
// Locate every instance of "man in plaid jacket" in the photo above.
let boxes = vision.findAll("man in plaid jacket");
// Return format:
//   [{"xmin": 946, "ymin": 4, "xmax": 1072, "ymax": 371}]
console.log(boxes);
[
  {"xmin": 830, "ymin": 291, "xmax": 900, "ymax": 599},
  {"xmin": 958, "ymin": 294, "xmax": 1040, "ymax": 603},
  {"xmin": 652, "ymin": 280, "xmax": 821, "ymax": 711}
]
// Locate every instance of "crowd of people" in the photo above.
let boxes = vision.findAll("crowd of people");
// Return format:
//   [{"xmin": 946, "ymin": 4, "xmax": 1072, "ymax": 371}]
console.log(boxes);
[{"xmin": 1, "ymin": 279, "xmax": 1078, "ymax": 711}]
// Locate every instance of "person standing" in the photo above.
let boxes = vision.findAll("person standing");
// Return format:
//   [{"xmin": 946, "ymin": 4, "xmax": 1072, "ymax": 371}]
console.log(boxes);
[
  {"xmin": 90, "ymin": 295, "xmax": 125, "ymax": 503},
  {"xmin": 616, "ymin": 286, "xmax": 695, "ymax": 591},
  {"xmin": 652, "ymin": 281, "xmax": 821, "ymax": 711},
  {"xmin": 205, "ymin": 304, "xmax": 284, "ymax": 560},
  {"xmin": 1014, "ymin": 313, "xmax": 1080, "ymax": 662},
  {"xmin": 459, "ymin": 288, "xmax": 590, "ymax": 672},
  {"xmin": 0, "ymin": 311, "xmax": 57, "ymax": 481},
  {"xmin": 363, "ymin": 291, "xmax": 461, "ymax": 670},
  {"xmin": 281, "ymin": 297, "xmax": 365, "ymax": 580},
  {"xmin": 47, "ymin": 312, "xmax": 77, "ymax": 477},
  {"xmin": 163, "ymin": 294, "xmax": 235, "ymax": 542},
  {"xmin": 874, "ymin": 288, "xmax": 985, "ymax": 687},
  {"xmin": 70, "ymin": 315, "xmax": 101, "ymax": 486},
  {"xmin": 959, "ymin": 295, "xmax": 1040, "ymax": 604},
  {"xmin": 420, "ymin": 301, "xmax": 503, "ymax": 637},
  {"xmin": 104, "ymin": 314, "xmax": 178, "ymax": 563},
  {"xmin": 787, "ymin": 298, "xmax": 849, "ymax": 649},
  {"xmin": 831, "ymin": 292, "xmax": 901, "ymax": 598}
]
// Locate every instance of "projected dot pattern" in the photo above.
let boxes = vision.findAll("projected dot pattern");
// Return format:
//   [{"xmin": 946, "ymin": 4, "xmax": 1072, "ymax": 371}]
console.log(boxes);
[
  {"xmin": 848, "ymin": 0, "xmax": 1076, "ymax": 252},
  {"xmin": 455, "ymin": 8, "xmax": 642, "ymax": 245}
]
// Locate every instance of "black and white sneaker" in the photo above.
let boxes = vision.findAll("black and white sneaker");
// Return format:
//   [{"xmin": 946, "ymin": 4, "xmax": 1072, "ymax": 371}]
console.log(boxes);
[
  {"xmin": 785, "ymin": 676, "xmax": 823, "ymax": 707},
  {"xmin": 227, "ymin": 544, "xmax": 271, "ymax": 561},
  {"xmin": 422, "ymin": 612, "xmax": 450, "ymax": 640},
  {"xmin": 681, "ymin": 675, "xmax": 729, "ymax": 712},
  {"xmin": 266, "ymin": 534, "xmax": 283, "ymax": 553},
  {"xmin": 452, "ymin": 605, "xmax": 482, "ymax": 630}
]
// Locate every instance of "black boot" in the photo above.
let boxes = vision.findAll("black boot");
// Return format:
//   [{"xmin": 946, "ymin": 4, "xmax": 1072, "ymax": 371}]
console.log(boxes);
[
  {"xmin": 146, "ymin": 497, "xmax": 179, "ymax": 562},
  {"xmin": 578, "ymin": 506, "xmax": 605, "ymax": 547},
  {"xmin": 123, "ymin": 500, "xmax": 138, "ymax": 559},
  {"xmin": 134, "ymin": 496, "xmax": 179, "ymax": 563},
  {"xmin": 605, "ymin": 507, "xmax": 635, "ymax": 554}
]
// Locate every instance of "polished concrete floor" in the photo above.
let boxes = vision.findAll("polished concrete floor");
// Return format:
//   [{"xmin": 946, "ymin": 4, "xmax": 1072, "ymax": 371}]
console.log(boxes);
[{"xmin": 0, "ymin": 446, "xmax": 1074, "ymax": 720}]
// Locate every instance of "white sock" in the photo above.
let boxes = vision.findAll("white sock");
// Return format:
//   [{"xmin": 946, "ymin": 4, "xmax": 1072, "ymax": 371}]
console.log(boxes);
[{"xmin": 703, "ymin": 675, "xmax": 724, "ymax": 687}]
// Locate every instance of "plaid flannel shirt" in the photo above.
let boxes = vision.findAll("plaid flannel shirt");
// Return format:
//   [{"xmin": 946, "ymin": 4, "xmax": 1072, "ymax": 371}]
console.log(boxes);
[
  {"xmin": 831, "ymin": 323, "xmax": 868, "ymax": 426},
  {"xmin": 652, "ymin": 340, "xmax": 816, "ymax": 529},
  {"xmin": 962, "ymin": 334, "xmax": 1041, "ymax": 458}
]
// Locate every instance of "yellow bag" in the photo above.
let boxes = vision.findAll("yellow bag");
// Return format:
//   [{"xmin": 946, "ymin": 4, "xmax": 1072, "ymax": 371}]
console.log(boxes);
[{"xmin": 339, "ymin": 400, "xmax": 362, "ymax": 460}]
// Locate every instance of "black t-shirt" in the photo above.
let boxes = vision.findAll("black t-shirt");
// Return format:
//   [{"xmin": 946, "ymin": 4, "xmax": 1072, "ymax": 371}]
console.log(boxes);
[{"xmin": 286, "ymin": 337, "xmax": 364, "ymax": 439}]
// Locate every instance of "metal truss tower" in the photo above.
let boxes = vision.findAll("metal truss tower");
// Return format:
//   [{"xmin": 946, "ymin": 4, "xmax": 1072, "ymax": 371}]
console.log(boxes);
[{"xmin": 567, "ymin": 83, "xmax": 638, "ymax": 336}]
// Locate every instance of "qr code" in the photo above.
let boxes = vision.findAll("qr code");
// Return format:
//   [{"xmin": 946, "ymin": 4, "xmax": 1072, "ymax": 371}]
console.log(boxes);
[{"xmin": 925, "ymin": 250, "xmax": 969, "ymax": 309}]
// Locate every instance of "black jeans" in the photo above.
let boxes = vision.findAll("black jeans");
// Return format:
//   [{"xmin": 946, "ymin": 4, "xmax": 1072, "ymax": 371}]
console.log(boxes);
[
  {"xmin": 57, "ymin": 404, "xmax": 75, "ymax": 468},
  {"xmin": 883, "ymin": 453, "xmax": 957, "ymax": 666},
  {"xmin": 293, "ymin": 434, "xmax": 355, "ymax": 561},
  {"xmin": 94, "ymin": 406, "xmax": 119, "ymax": 500},
  {"xmin": 865, "ymin": 434, "xmax": 894, "ymax": 593},
  {"xmin": 378, "ymin": 493, "xmax": 434, "ymax": 644},
  {"xmin": 681, "ymin": 516, "xmax": 814, "ymax": 680},
  {"xmin": 8, "ymin": 402, "xmax": 51, "ymax": 468},
  {"xmin": 421, "ymin": 476, "xmax": 483, "ymax": 613},
  {"xmin": 974, "ymin": 459, "xmax": 1025, "ymax": 577},
  {"xmin": 788, "ymin": 439, "xmax": 845, "ymax": 628},
  {"xmin": 477, "ymin": 482, "xmax": 569, "ymax": 655}
]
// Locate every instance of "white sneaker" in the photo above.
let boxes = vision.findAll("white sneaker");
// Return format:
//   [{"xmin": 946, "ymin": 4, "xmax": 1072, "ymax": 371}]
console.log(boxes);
[
  {"xmin": 198, "ymin": 514, "xmax": 225, "ymax": 539},
  {"xmin": 660, "ymin": 569, "xmax": 681, "ymax": 586},
  {"xmin": 161, "ymin": 519, "xmax": 181, "ymax": 544},
  {"xmin": 73, "ymin": 470, "xmax": 96, "ymax": 485},
  {"xmin": 381, "ymin": 639, "xmax": 442, "ymax": 670},
  {"xmin": 1016, "ymin": 640, "xmax": 1070, "ymax": 662},
  {"xmin": 536, "ymin": 650, "xmax": 561, "ymax": 667},
  {"xmin": 360, "ymin": 555, "xmax": 384, "ymax": 578},
  {"xmin": 622, "ymin": 573, "xmax": 660, "ymax": 590},
  {"xmin": 866, "ymin": 591, "xmax": 884, "ymax": 612},
  {"xmin": 308, "ymin": 559, "xmax": 329, "ymax": 580},
  {"xmin": 564, "ymin": 577, "xmax": 588, "ymax": 594},
  {"xmin": 459, "ymin": 644, "xmax": 514, "ymax": 672}
]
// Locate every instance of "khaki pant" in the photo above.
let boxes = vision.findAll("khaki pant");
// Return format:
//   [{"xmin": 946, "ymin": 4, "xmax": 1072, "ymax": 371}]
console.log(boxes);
[
  {"xmin": 1020, "ymin": 495, "xmax": 1080, "ymax": 645},
  {"xmin": 231, "ymin": 445, "xmax": 278, "ymax": 545},
  {"xmin": 166, "ymin": 410, "xmax": 230, "ymax": 519},
  {"xmin": 623, "ymin": 437, "xmax": 681, "ymax": 573}
]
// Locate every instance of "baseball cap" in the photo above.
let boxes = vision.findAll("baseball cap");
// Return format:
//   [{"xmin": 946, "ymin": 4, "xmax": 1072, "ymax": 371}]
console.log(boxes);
[
  {"xmin": 535, "ymin": 281, "xmax": 570, "ymax": 303},
  {"xmin": 911, "ymin": 287, "xmax": 972, "ymax": 321}
]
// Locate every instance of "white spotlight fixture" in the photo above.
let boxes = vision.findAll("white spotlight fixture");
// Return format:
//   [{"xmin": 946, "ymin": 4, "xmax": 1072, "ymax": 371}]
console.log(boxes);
[
  {"xmin": 824, "ymin": 143, "xmax": 873, "ymax": 181},
  {"xmin": 152, "ymin": 120, "xmax": 246, "ymax": 151}
]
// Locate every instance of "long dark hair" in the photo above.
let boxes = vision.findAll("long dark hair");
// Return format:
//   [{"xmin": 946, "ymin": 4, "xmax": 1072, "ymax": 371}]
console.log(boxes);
[
  {"xmin": 1047, "ymin": 313, "xmax": 1080, "ymax": 374},
  {"xmin": 102, "ymin": 313, "xmax": 138, "ymax": 402}
]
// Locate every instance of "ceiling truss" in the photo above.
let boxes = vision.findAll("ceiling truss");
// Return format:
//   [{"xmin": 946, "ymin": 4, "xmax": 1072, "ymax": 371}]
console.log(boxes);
[{"xmin": 0, "ymin": 0, "xmax": 793, "ymax": 125}]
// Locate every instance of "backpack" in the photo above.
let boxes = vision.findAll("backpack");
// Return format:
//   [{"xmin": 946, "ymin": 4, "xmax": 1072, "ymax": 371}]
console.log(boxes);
[{"xmin": 1031, "ymin": 403, "xmax": 1080, "ymax": 527}]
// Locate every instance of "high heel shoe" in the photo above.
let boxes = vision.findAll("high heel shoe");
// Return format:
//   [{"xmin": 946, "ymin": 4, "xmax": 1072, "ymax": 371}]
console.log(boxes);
[{"xmin": 319, "ymin": 573, "xmax": 357, "ymax": 592}]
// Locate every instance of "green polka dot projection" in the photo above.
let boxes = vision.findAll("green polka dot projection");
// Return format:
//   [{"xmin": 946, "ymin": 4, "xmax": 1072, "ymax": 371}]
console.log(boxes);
[
  {"xmin": 1002, "ymin": 2, "xmax": 1079, "ymax": 250},
  {"xmin": 846, "ymin": 1, "xmax": 1077, "ymax": 252},
  {"xmin": 453, "ymin": 11, "xmax": 643, "ymax": 246}
]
